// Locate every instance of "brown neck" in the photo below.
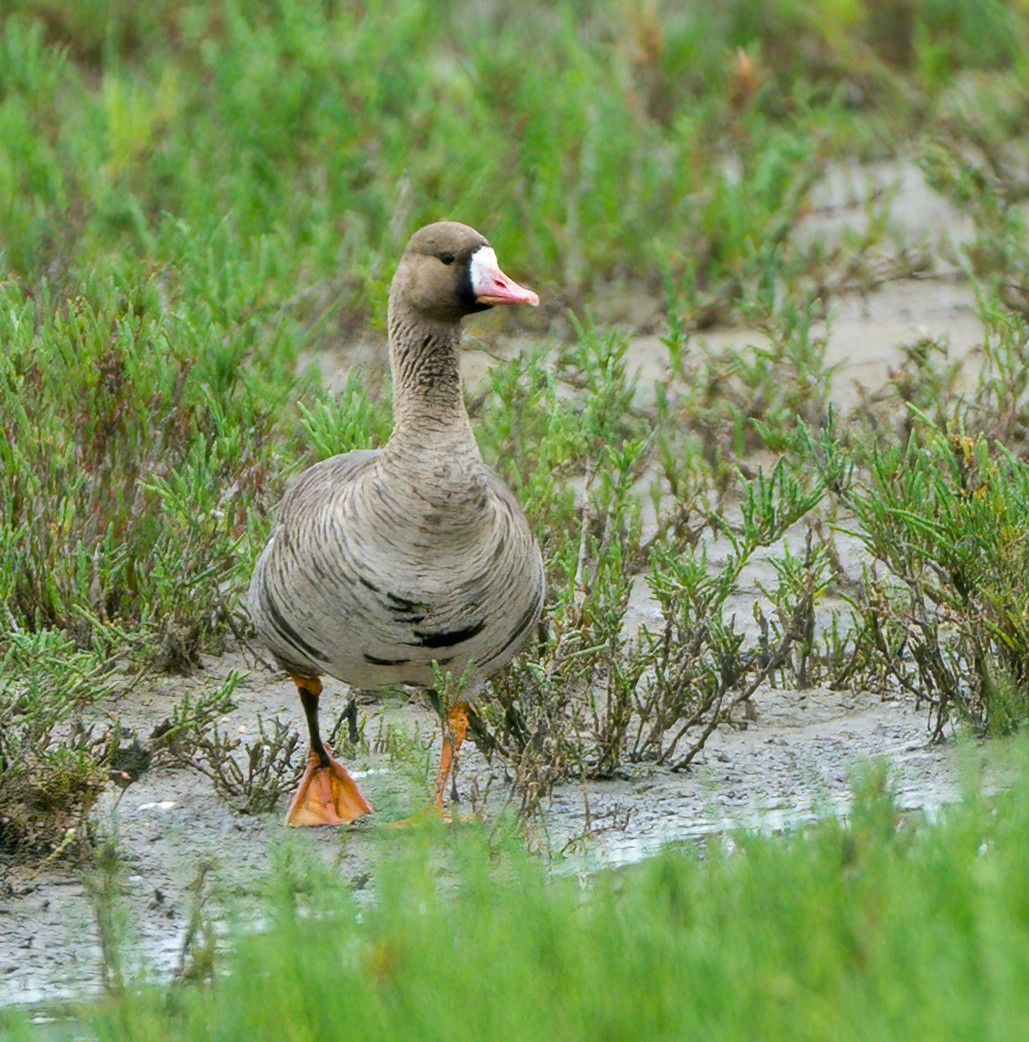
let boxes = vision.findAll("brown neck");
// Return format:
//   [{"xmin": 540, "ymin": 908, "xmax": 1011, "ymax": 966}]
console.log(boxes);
[{"xmin": 385, "ymin": 301, "xmax": 477, "ymax": 452}]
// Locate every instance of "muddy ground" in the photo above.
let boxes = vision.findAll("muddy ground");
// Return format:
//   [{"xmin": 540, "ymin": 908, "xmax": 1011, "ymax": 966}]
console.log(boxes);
[{"xmin": 0, "ymin": 161, "xmax": 1004, "ymax": 1010}]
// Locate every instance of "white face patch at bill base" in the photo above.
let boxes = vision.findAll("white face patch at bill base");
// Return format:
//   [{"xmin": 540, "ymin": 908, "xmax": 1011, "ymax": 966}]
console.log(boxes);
[
  {"xmin": 470, "ymin": 246, "xmax": 540, "ymax": 307},
  {"xmin": 470, "ymin": 246, "xmax": 500, "ymax": 292}
]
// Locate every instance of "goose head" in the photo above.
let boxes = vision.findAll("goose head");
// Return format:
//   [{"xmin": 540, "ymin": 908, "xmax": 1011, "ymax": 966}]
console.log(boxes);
[{"xmin": 390, "ymin": 221, "xmax": 539, "ymax": 324}]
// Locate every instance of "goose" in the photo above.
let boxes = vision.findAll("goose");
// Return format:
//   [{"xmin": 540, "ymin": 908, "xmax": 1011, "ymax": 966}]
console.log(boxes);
[{"xmin": 249, "ymin": 222, "xmax": 544, "ymax": 826}]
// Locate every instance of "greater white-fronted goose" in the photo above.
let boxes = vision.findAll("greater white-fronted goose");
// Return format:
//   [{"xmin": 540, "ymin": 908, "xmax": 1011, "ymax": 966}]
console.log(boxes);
[{"xmin": 249, "ymin": 222, "xmax": 544, "ymax": 826}]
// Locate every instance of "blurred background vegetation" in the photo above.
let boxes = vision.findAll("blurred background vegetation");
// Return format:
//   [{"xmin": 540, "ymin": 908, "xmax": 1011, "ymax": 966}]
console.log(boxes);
[{"xmin": 2, "ymin": 0, "xmax": 1025, "ymax": 305}]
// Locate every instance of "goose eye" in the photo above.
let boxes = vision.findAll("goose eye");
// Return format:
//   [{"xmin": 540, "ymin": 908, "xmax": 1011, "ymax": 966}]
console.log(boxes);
[{"xmin": 439, "ymin": 252, "xmax": 455, "ymax": 265}]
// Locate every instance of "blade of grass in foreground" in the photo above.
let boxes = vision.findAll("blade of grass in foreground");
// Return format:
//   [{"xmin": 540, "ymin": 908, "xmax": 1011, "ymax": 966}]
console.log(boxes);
[{"xmin": 6, "ymin": 752, "xmax": 1029, "ymax": 1042}]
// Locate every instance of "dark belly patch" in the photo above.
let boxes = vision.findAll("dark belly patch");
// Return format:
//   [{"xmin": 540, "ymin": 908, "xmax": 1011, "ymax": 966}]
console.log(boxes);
[
  {"xmin": 406, "ymin": 619, "xmax": 486, "ymax": 649},
  {"xmin": 363, "ymin": 652, "xmax": 412, "ymax": 666}
]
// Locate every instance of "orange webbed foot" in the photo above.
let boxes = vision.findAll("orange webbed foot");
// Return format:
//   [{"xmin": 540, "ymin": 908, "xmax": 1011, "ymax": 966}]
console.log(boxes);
[{"xmin": 286, "ymin": 748, "xmax": 373, "ymax": 828}]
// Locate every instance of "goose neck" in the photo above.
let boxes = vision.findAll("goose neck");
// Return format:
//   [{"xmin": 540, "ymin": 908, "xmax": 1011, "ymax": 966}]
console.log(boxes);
[{"xmin": 387, "ymin": 307, "xmax": 475, "ymax": 448}]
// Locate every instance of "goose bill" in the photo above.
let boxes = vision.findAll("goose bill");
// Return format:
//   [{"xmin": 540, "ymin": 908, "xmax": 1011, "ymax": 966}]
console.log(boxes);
[{"xmin": 470, "ymin": 246, "xmax": 539, "ymax": 307}]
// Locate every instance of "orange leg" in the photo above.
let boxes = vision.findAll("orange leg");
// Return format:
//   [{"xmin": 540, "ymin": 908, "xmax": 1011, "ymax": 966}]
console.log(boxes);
[
  {"xmin": 286, "ymin": 674, "xmax": 372, "ymax": 828},
  {"xmin": 434, "ymin": 700, "xmax": 469, "ymax": 813}
]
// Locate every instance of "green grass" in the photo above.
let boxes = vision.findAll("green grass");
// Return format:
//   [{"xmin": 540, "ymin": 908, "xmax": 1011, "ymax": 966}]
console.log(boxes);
[{"xmin": 4, "ymin": 757, "xmax": 1029, "ymax": 1040}]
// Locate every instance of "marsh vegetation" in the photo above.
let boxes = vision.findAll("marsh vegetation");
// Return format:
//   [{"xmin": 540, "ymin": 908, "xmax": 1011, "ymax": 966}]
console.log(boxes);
[{"xmin": 3, "ymin": 0, "xmax": 1029, "ymax": 1034}]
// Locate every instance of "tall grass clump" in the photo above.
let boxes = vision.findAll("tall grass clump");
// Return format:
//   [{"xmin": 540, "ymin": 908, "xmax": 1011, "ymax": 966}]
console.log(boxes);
[
  {"xmin": 3, "ymin": 759, "xmax": 1028, "ymax": 1039},
  {"xmin": 821, "ymin": 415, "xmax": 1029, "ymax": 738},
  {"xmin": 0, "ymin": 268, "xmax": 301, "ymax": 668},
  {"xmin": 0, "ymin": 631, "xmax": 115, "ymax": 859}
]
